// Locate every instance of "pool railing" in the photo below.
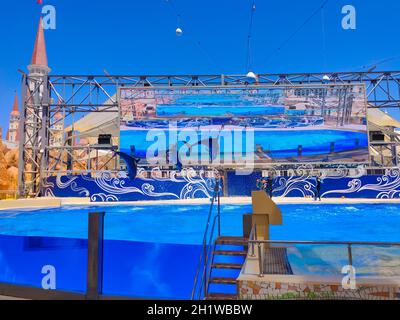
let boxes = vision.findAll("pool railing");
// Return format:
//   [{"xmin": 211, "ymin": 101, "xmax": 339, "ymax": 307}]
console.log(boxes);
[
  {"xmin": 191, "ymin": 177, "xmax": 222, "ymax": 300},
  {"xmin": 248, "ymin": 224, "xmax": 400, "ymax": 278}
]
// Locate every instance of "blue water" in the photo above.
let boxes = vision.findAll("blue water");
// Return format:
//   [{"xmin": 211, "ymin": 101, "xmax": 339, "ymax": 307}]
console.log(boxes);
[
  {"xmin": 120, "ymin": 129, "xmax": 368, "ymax": 159},
  {"xmin": 174, "ymin": 94, "xmax": 246, "ymax": 104},
  {"xmin": 1, "ymin": 203, "xmax": 399, "ymax": 242},
  {"xmin": 126, "ymin": 116, "xmax": 323, "ymax": 129},
  {"xmin": 0, "ymin": 203, "xmax": 399, "ymax": 298},
  {"xmin": 174, "ymin": 94, "xmax": 245, "ymax": 104},
  {"xmin": 156, "ymin": 105, "xmax": 286, "ymax": 117}
]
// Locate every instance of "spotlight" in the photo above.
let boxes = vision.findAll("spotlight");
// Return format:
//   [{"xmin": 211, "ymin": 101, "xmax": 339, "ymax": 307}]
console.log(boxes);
[
  {"xmin": 246, "ymin": 71, "xmax": 257, "ymax": 80},
  {"xmin": 176, "ymin": 28, "xmax": 183, "ymax": 36}
]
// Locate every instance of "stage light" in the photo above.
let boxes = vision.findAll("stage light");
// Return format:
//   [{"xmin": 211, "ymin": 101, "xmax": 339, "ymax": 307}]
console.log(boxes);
[
  {"xmin": 323, "ymin": 74, "xmax": 330, "ymax": 81},
  {"xmin": 246, "ymin": 71, "xmax": 257, "ymax": 79},
  {"xmin": 176, "ymin": 28, "xmax": 183, "ymax": 36}
]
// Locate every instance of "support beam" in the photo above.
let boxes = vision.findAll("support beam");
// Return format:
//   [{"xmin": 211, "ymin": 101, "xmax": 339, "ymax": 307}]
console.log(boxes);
[
  {"xmin": 86, "ymin": 211, "xmax": 105, "ymax": 300},
  {"xmin": 18, "ymin": 71, "xmax": 400, "ymax": 194}
]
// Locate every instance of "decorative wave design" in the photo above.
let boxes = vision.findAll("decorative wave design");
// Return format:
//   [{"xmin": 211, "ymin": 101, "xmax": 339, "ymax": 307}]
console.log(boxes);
[
  {"xmin": 273, "ymin": 165, "xmax": 316, "ymax": 197},
  {"xmin": 321, "ymin": 168, "xmax": 400, "ymax": 199},
  {"xmin": 56, "ymin": 175, "xmax": 90, "ymax": 197},
  {"xmin": 91, "ymin": 193, "xmax": 119, "ymax": 202},
  {"xmin": 44, "ymin": 167, "xmax": 400, "ymax": 201},
  {"xmin": 44, "ymin": 169, "xmax": 215, "ymax": 202},
  {"xmin": 227, "ymin": 166, "xmax": 400, "ymax": 199}
]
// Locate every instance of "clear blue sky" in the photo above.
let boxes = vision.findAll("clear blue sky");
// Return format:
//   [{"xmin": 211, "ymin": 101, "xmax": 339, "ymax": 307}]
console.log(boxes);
[{"xmin": 0, "ymin": 0, "xmax": 400, "ymax": 134}]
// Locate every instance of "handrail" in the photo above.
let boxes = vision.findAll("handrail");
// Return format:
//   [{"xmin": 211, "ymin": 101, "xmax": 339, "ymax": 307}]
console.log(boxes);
[
  {"xmin": 198, "ymin": 214, "xmax": 220, "ymax": 298},
  {"xmin": 248, "ymin": 239, "xmax": 400, "ymax": 246},
  {"xmin": 247, "ymin": 223, "xmax": 400, "ymax": 277},
  {"xmin": 191, "ymin": 177, "xmax": 221, "ymax": 300},
  {"xmin": 191, "ymin": 193, "xmax": 216, "ymax": 299}
]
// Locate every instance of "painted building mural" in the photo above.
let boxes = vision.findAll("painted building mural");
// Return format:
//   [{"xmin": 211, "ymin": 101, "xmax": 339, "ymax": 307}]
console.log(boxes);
[{"xmin": 119, "ymin": 85, "xmax": 369, "ymax": 166}]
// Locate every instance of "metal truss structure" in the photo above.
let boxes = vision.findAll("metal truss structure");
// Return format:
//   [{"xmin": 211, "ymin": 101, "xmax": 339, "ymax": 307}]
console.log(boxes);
[{"xmin": 18, "ymin": 71, "xmax": 400, "ymax": 197}]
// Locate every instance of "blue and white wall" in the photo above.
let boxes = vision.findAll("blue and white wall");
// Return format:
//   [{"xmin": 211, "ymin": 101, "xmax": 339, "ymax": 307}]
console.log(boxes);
[
  {"xmin": 227, "ymin": 168, "xmax": 400, "ymax": 199},
  {"xmin": 43, "ymin": 169, "xmax": 216, "ymax": 202},
  {"xmin": 43, "ymin": 167, "xmax": 400, "ymax": 201}
]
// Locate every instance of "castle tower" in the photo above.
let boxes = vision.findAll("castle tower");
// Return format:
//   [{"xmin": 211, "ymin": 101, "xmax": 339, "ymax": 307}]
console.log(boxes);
[
  {"xmin": 50, "ymin": 109, "xmax": 64, "ymax": 147},
  {"xmin": 6, "ymin": 93, "xmax": 20, "ymax": 144},
  {"xmin": 18, "ymin": 17, "xmax": 51, "ymax": 197},
  {"xmin": 28, "ymin": 17, "xmax": 51, "ymax": 77}
]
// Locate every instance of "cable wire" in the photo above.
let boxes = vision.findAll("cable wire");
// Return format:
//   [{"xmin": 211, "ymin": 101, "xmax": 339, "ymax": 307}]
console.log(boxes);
[
  {"xmin": 246, "ymin": 0, "xmax": 256, "ymax": 72},
  {"xmin": 261, "ymin": 0, "xmax": 330, "ymax": 66},
  {"xmin": 163, "ymin": 0, "xmax": 221, "ymax": 71}
]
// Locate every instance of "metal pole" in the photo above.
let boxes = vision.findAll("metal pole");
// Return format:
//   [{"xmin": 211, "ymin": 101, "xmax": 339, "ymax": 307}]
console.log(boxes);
[
  {"xmin": 86, "ymin": 211, "xmax": 105, "ymax": 300},
  {"xmin": 217, "ymin": 178, "xmax": 221, "ymax": 237},
  {"xmin": 251, "ymin": 222, "xmax": 257, "ymax": 257},
  {"xmin": 203, "ymin": 236, "xmax": 207, "ymax": 298},
  {"xmin": 258, "ymin": 243, "xmax": 263, "ymax": 277},
  {"xmin": 17, "ymin": 77, "xmax": 28, "ymax": 198},
  {"xmin": 347, "ymin": 244, "xmax": 353, "ymax": 266}
]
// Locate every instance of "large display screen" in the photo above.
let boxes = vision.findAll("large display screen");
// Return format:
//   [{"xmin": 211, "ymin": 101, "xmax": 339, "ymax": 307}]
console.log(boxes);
[{"xmin": 119, "ymin": 85, "xmax": 369, "ymax": 167}]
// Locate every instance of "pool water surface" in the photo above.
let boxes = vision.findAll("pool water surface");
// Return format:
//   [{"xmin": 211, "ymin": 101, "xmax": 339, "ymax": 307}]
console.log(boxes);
[{"xmin": 0, "ymin": 203, "xmax": 399, "ymax": 298}]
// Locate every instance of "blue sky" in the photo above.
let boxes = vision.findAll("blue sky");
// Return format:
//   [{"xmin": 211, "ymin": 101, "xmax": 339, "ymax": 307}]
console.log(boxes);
[{"xmin": 0, "ymin": 0, "xmax": 399, "ymax": 134}]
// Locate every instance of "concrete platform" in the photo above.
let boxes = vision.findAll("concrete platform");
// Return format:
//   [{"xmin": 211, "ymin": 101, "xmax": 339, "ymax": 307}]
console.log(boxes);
[{"xmin": 0, "ymin": 196, "xmax": 400, "ymax": 211}]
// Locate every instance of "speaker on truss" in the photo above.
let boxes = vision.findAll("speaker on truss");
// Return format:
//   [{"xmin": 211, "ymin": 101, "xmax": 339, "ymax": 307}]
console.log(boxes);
[
  {"xmin": 370, "ymin": 131, "xmax": 385, "ymax": 142},
  {"xmin": 98, "ymin": 134, "xmax": 112, "ymax": 145}
]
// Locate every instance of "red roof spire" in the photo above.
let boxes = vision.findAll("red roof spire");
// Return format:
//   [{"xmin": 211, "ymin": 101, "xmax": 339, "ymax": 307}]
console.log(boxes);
[
  {"xmin": 11, "ymin": 92, "xmax": 19, "ymax": 116},
  {"xmin": 31, "ymin": 17, "xmax": 48, "ymax": 67}
]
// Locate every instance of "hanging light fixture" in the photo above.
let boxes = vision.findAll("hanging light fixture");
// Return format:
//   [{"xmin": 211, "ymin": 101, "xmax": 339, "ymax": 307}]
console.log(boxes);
[
  {"xmin": 176, "ymin": 27, "xmax": 183, "ymax": 36},
  {"xmin": 246, "ymin": 71, "xmax": 257, "ymax": 80},
  {"xmin": 322, "ymin": 74, "xmax": 330, "ymax": 81},
  {"xmin": 245, "ymin": 1, "xmax": 257, "ymax": 81}
]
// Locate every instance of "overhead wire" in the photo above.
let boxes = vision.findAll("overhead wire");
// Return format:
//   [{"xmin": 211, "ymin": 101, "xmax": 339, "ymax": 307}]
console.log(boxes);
[
  {"xmin": 163, "ymin": 0, "xmax": 221, "ymax": 72},
  {"xmin": 245, "ymin": 0, "xmax": 256, "ymax": 72},
  {"xmin": 321, "ymin": 4, "xmax": 328, "ymax": 71},
  {"xmin": 260, "ymin": 0, "xmax": 330, "ymax": 67}
]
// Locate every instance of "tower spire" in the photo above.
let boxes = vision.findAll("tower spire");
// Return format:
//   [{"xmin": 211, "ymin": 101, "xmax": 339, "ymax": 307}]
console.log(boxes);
[
  {"xmin": 31, "ymin": 17, "xmax": 48, "ymax": 67},
  {"xmin": 11, "ymin": 92, "xmax": 19, "ymax": 115},
  {"xmin": 28, "ymin": 16, "xmax": 50, "ymax": 75}
]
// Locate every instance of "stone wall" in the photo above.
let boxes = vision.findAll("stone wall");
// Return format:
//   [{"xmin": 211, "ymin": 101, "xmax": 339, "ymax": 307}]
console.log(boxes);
[{"xmin": 238, "ymin": 279, "xmax": 400, "ymax": 300}]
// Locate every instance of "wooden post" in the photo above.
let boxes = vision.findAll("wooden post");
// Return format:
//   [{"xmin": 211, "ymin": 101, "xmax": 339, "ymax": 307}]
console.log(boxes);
[
  {"xmin": 242, "ymin": 213, "xmax": 252, "ymax": 239},
  {"xmin": 297, "ymin": 145, "xmax": 302, "ymax": 157},
  {"xmin": 223, "ymin": 170, "xmax": 229, "ymax": 197},
  {"xmin": 86, "ymin": 212, "xmax": 105, "ymax": 300},
  {"xmin": 330, "ymin": 142, "xmax": 335, "ymax": 153}
]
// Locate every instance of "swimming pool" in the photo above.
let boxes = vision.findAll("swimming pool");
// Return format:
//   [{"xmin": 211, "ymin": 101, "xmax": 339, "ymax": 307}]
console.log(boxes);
[
  {"xmin": 156, "ymin": 105, "xmax": 286, "ymax": 117},
  {"xmin": 120, "ymin": 129, "xmax": 368, "ymax": 159},
  {"xmin": 0, "ymin": 203, "xmax": 399, "ymax": 298}
]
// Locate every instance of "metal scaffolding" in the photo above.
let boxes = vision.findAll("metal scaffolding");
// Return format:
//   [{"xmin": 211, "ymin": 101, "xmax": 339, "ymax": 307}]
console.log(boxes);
[{"xmin": 18, "ymin": 71, "xmax": 400, "ymax": 197}]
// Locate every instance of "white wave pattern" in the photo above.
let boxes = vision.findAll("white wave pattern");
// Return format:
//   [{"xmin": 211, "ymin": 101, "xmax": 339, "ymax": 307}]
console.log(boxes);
[
  {"xmin": 320, "ymin": 165, "xmax": 367, "ymax": 180},
  {"xmin": 45, "ymin": 169, "xmax": 214, "ymax": 201},
  {"xmin": 44, "ymin": 188, "xmax": 55, "ymax": 197},
  {"xmin": 359, "ymin": 168, "xmax": 400, "ymax": 199},
  {"xmin": 274, "ymin": 165, "xmax": 316, "ymax": 197},
  {"xmin": 179, "ymin": 169, "xmax": 214, "ymax": 199},
  {"xmin": 141, "ymin": 183, "xmax": 179, "ymax": 199},
  {"xmin": 56, "ymin": 174, "xmax": 90, "ymax": 197},
  {"xmin": 91, "ymin": 193, "xmax": 119, "ymax": 202},
  {"xmin": 321, "ymin": 168, "xmax": 400, "ymax": 199},
  {"xmin": 45, "ymin": 167, "xmax": 400, "ymax": 200}
]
